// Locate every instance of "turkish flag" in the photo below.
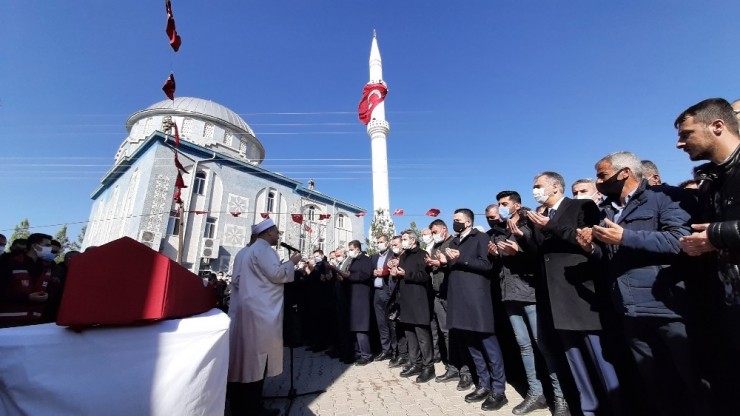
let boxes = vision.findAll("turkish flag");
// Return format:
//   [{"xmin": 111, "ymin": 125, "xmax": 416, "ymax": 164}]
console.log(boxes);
[
  {"xmin": 174, "ymin": 152, "xmax": 188, "ymax": 173},
  {"xmin": 172, "ymin": 123, "xmax": 181, "ymax": 147},
  {"xmin": 191, "ymin": 210, "xmax": 207, "ymax": 215},
  {"xmin": 393, "ymin": 209, "xmax": 404, "ymax": 216},
  {"xmin": 291, "ymin": 214, "xmax": 303, "ymax": 224},
  {"xmin": 319, "ymin": 214, "xmax": 331, "ymax": 220},
  {"xmin": 355, "ymin": 212, "xmax": 367, "ymax": 217},
  {"xmin": 304, "ymin": 225, "xmax": 313, "ymax": 234},
  {"xmin": 173, "ymin": 189, "xmax": 182, "ymax": 204},
  {"xmin": 426, "ymin": 208, "xmax": 440, "ymax": 217},
  {"xmin": 358, "ymin": 83, "xmax": 388, "ymax": 125},
  {"xmin": 165, "ymin": 0, "xmax": 182, "ymax": 52},
  {"xmin": 162, "ymin": 73, "xmax": 176, "ymax": 100},
  {"xmin": 175, "ymin": 172, "xmax": 187, "ymax": 189},
  {"xmin": 230, "ymin": 212, "xmax": 241, "ymax": 217},
  {"xmin": 260, "ymin": 213, "xmax": 270, "ymax": 219}
]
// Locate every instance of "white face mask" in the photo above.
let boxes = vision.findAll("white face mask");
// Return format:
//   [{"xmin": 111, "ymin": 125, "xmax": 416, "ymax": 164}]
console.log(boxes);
[
  {"xmin": 401, "ymin": 240, "xmax": 411, "ymax": 249},
  {"xmin": 0, "ymin": 245, "xmax": 5, "ymax": 252},
  {"xmin": 432, "ymin": 233, "xmax": 443, "ymax": 243},
  {"xmin": 376, "ymin": 242, "xmax": 387, "ymax": 252},
  {"xmin": 422, "ymin": 234, "xmax": 433, "ymax": 244},
  {"xmin": 575, "ymin": 193, "xmax": 595, "ymax": 200},
  {"xmin": 348, "ymin": 250, "xmax": 358, "ymax": 259},
  {"xmin": 532, "ymin": 188, "xmax": 549, "ymax": 204},
  {"xmin": 314, "ymin": 256, "xmax": 322, "ymax": 263},
  {"xmin": 391, "ymin": 247, "xmax": 401, "ymax": 255},
  {"xmin": 36, "ymin": 246, "xmax": 56, "ymax": 261}
]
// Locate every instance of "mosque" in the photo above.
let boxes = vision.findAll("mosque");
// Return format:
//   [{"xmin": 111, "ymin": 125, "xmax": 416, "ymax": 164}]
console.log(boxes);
[{"xmin": 81, "ymin": 97, "xmax": 366, "ymax": 274}]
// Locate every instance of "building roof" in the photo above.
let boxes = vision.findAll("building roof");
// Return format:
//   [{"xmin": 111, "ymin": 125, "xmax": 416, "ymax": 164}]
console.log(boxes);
[{"xmin": 126, "ymin": 97, "xmax": 255, "ymax": 136}]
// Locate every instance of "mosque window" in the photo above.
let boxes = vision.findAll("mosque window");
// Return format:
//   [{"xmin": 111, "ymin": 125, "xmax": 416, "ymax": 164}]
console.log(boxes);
[
  {"xmin": 307, "ymin": 206, "xmax": 316, "ymax": 222},
  {"xmin": 182, "ymin": 118, "xmax": 193, "ymax": 136},
  {"xmin": 167, "ymin": 209, "xmax": 181, "ymax": 236},
  {"xmin": 203, "ymin": 123, "xmax": 215, "ymax": 140},
  {"xmin": 239, "ymin": 139, "xmax": 248, "ymax": 156},
  {"xmin": 204, "ymin": 217, "xmax": 217, "ymax": 239},
  {"xmin": 335, "ymin": 214, "xmax": 352, "ymax": 248},
  {"xmin": 223, "ymin": 131, "xmax": 233, "ymax": 146},
  {"xmin": 266, "ymin": 191, "xmax": 276, "ymax": 213},
  {"xmin": 336, "ymin": 215, "xmax": 344, "ymax": 229},
  {"xmin": 193, "ymin": 171, "xmax": 207, "ymax": 195}
]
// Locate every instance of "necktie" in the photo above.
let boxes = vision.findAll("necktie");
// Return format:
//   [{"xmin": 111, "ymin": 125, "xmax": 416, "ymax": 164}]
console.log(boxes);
[{"xmin": 548, "ymin": 209, "xmax": 556, "ymax": 219}]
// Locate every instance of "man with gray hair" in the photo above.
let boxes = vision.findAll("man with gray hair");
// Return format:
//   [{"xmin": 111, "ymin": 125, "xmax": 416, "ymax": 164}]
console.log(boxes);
[
  {"xmin": 580, "ymin": 151, "xmax": 707, "ymax": 415},
  {"xmin": 640, "ymin": 160, "xmax": 662, "ymax": 186},
  {"xmin": 571, "ymin": 178, "xmax": 602, "ymax": 203}
]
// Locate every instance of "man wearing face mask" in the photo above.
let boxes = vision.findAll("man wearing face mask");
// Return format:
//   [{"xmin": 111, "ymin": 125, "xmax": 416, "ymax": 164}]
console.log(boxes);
[
  {"xmin": 571, "ymin": 179, "xmax": 602, "ymax": 204},
  {"xmin": 339, "ymin": 240, "xmax": 374, "ymax": 365},
  {"xmin": 391, "ymin": 230, "xmax": 436, "ymax": 382},
  {"xmin": 421, "ymin": 228, "xmax": 434, "ymax": 254},
  {"xmin": 490, "ymin": 191, "xmax": 569, "ymax": 415},
  {"xmin": 527, "ymin": 172, "xmax": 623, "ymax": 416},
  {"xmin": 387, "ymin": 235, "xmax": 410, "ymax": 368},
  {"xmin": 442, "ymin": 208, "xmax": 508, "ymax": 411},
  {"xmin": 328, "ymin": 246, "xmax": 354, "ymax": 363},
  {"xmin": 370, "ymin": 235, "xmax": 395, "ymax": 362},
  {"xmin": 577, "ymin": 151, "xmax": 707, "ymax": 415},
  {"xmin": 0, "ymin": 233, "xmax": 54, "ymax": 328}
]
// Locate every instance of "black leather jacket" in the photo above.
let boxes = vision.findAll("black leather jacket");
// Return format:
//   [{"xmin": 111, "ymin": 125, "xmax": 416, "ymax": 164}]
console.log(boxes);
[{"xmin": 695, "ymin": 144, "xmax": 740, "ymax": 305}]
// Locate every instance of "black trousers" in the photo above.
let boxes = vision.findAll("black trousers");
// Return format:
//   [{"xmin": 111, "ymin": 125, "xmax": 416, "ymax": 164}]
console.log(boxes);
[
  {"xmin": 227, "ymin": 379, "xmax": 264, "ymax": 416},
  {"xmin": 432, "ymin": 295, "xmax": 450, "ymax": 364},
  {"xmin": 403, "ymin": 323, "xmax": 434, "ymax": 368}
]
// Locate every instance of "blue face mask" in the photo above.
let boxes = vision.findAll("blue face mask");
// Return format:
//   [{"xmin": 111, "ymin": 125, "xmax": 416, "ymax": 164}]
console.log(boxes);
[{"xmin": 498, "ymin": 206, "xmax": 511, "ymax": 221}]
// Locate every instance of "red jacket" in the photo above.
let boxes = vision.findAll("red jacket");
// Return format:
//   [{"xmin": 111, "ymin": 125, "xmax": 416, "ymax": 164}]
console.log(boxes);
[{"xmin": 0, "ymin": 252, "xmax": 52, "ymax": 327}]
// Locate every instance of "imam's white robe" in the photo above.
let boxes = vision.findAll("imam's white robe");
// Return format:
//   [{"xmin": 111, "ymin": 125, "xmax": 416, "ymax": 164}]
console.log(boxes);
[{"xmin": 227, "ymin": 239, "xmax": 295, "ymax": 382}]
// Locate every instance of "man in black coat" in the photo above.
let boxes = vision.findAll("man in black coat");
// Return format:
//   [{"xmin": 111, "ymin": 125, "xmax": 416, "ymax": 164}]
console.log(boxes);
[
  {"xmin": 675, "ymin": 98, "xmax": 740, "ymax": 413},
  {"xmin": 528, "ymin": 171, "xmax": 622, "ymax": 416},
  {"xmin": 370, "ymin": 235, "xmax": 395, "ymax": 361},
  {"xmin": 391, "ymin": 229, "xmax": 435, "ymax": 383},
  {"xmin": 339, "ymin": 240, "xmax": 374, "ymax": 366},
  {"xmin": 442, "ymin": 208, "xmax": 508, "ymax": 411}
]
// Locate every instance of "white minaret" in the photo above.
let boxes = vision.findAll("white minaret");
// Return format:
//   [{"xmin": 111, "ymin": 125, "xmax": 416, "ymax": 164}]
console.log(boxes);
[{"xmin": 367, "ymin": 30, "xmax": 391, "ymax": 216}]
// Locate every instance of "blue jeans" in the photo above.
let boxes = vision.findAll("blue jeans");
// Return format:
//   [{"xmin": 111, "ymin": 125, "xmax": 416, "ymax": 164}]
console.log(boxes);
[{"xmin": 505, "ymin": 301, "xmax": 563, "ymax": 398}]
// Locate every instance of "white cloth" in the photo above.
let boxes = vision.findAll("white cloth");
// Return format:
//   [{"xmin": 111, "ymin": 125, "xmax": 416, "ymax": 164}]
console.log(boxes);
[
  {"xmin": 0, "ymin": 309, "xmax": 230, "ymax": 416},
  {"xmin": 228, "ymin": 238, "xmax": 295, "ymax": 383}
]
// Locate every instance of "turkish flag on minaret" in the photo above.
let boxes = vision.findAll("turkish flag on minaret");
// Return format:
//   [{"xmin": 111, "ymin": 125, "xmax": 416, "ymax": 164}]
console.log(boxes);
[{"xmin": 358, "ymin": 83, "xmax": 388, "ymax": 125}]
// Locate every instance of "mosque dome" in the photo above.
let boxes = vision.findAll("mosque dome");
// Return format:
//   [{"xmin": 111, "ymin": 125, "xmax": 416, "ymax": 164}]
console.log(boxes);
[{"xmin": 119, "ymin": 97, "xmax": 265, "ymax": 165}]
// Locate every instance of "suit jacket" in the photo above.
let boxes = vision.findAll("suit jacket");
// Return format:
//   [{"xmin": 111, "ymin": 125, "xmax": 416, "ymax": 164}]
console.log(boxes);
[
  {"xmin": 347, "ymin": 253, "xmax": 374, "ymax": 331},
  {"xmin": 398, "ymin": 246, "xmax": 433, "ymax": 325},
  {"xmin": 533, "ymin": 197, "xmax": 603, "ymax": 331}
]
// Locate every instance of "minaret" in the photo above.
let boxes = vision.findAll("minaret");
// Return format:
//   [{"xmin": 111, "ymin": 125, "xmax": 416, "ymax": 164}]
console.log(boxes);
[{"xmin": 367, "ymin": 30, "xmax": 391, "ymax": 217}]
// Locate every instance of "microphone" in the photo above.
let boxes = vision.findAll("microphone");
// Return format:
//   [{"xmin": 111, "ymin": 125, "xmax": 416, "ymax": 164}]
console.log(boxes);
[{"xmin": 280, "ymin": 242, "xmax": 300, "ymax": 253}]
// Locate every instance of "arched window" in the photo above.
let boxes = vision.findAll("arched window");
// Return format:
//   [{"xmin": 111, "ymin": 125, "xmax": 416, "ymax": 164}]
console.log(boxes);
[
  {"xmin": 182, "ymin": 118, "xmax": 193, "ymax": 136},
  {"xmin": 266, "ymin": 191, "xmax": 276, "ymax": 213},
  {"xmin": 307, "ymin": 206, "xmax": 316, "ymax": 222},
  {"xmin": 223, "ymin": 131, "xmax": 233, "ymax": 146},
  {"xmin": 335, "ymin": 214, "xmax": 352, "ymax": 248},
  {"xmin": 193, "ymin": 171, "xmax": 207, "ymax": 195},
  {"xmin": 203, "ymin": 123, "xmax": 215, "ymax": 140}
]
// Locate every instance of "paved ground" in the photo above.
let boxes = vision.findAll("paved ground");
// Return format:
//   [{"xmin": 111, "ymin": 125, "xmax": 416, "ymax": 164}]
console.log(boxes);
[{"xmin": 261, "ymin": 347, "xmax": 553, "ymax": 416}]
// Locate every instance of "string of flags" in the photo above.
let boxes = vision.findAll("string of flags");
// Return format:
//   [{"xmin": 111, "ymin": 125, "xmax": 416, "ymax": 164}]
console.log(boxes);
[{"xmin": 172, "ymin": 209, "xmax": 441, "ymax": 219}]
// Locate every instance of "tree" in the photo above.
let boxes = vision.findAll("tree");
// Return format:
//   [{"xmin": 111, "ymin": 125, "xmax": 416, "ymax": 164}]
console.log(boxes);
[
  {"xmin": 364, "ymin": 208, "xmax": 395, "ymax": 255},
  {"xmin": 55, "ymin": 224, "xmax": 80, "ymax": 259},
  {"xmin": 9, "ymin": 218, "xmax": 30, "ymax": 244},
  {"xmin": 77, "ymin": 225, "xmax": 87, "ymax": 249}
]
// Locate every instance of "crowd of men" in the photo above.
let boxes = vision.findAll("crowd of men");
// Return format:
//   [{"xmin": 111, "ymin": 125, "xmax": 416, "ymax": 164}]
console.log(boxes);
[
  {"xmin": 230, "ymin": 97, "xmax": 740, "ymax": 416},
  {"xmin": 3, "ymin": 98, "xmax": 740, "ymax": 416}
]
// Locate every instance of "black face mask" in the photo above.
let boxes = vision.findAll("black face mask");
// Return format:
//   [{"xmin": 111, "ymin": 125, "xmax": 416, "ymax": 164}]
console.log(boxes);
[
  {"xmin": 452, "ymin": 221, "xmax": 466, "ymax": 233},
  {"xmin": 487, "ymin": 219, "xmax": 503, "ymax": 229},
  {"xmin": 596, "ymin": 169, "xmax": 627, "ymax": 200}
]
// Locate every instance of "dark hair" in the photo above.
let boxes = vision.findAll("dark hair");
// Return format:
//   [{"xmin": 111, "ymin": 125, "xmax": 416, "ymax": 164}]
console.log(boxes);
[
  {"xmin": 428, "ymin": 219, "xmax": 447, "ymax": 229},
  {"xmin": 454, "ymin": 208, "xmax": 474, "ymax": 223},
  {"xmin": 677, "ymin": 179, "xmax": 699, "ymax": 189},
  {"xmin": 27, "ymin": 233, "xmax": 52, "ymax": 247},
  {"xmin": 496, "ymin": 190, "xmax": 521, "ymax": 204},
  {"xmin": 391, "ymin": 235, "xmax": 402, "ymax": 242},
  {"xmin": 0, "ymin": 234, "xmax": 5, "ymax": 240},
  {"xmin": 51, "ymin": 240, "xmax": 62, "ymax": 249},
  {"xmin": 313, "ymin": 249, "xmax": 324, "ymax": 256},
  {"xmin": 11, "ymin": 238, "xmax": 27, "ymax": 247},
  {"xmin": 348, "ymin": 240, "xmax": 362, "ymax": 249},
  {"xmin": 674, "ymin": 98, "xmax": 740, "ymax": 133}
]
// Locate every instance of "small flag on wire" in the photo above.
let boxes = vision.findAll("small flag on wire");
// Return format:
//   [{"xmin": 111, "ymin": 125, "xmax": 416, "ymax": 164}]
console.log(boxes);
[
  {"xmin": 174, "ymin": 152, "xmax": 188, "ymax": 173},
  {"xmin": 230, "ymin": 212, "xmax": 241, "ymax": 217},
  {"xmin": 355, "ymin": 211, "xmax": 367, "ymax": 217},
  {"xmin": 426, "ymin": 208, "xmax": 440, "ymax": 217},
  {"xmin": 260, "ymin": 213, "xmax": 270, "ymax": 219},
  {"xmin": 393, "ymin": 209, "xmax": 405, "ymax": 216},
  {"xmin": 319, "ymin": 214, "xmax": 331, "ymax": 220},
  {"xmin": 165, "ymin": 0, "xmax": 182, "ymax": 52},
  {"xmin": 191, "ymin": 210, "xmax": 207, "ymax": 215},
  {"xmin": 175, "ymin": 172, "xmax": 187, "ymax": 189},
  {"xmin": 162, "ymin": 73, "xmax": 176, "ymax": 100},
  {"xmin": 291, "ymin": 214, "xmax": 303, "ymax": 224},
  {"xmin": 304, "ymin": 225, "xmax": 313, "ymax": 234}
]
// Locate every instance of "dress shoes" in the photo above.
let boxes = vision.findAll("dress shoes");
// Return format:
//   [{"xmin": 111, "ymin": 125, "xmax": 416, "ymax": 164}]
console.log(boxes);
[
  {"xmin": 256, "ymin": 407, "xmax": 281, "ymax": 416},
  {"xmin": 481, "ymin": 392, "xmax": 508, "ymax": 411},
  {"xmin": 552, "ymin": 397, "xmax": 571, "ymax": 416},
  {"xmin": 389, "ymin": 356, "xmax": 409, "ymax": 368},
  {"xmin": 354, "ymin": 356, "xmax": 372, "ymax": 366},
  {"xmin": 465, "ymin": 387, "xmax": 491, "ymax": 403},
  {"xmin": 415, "ymin": 367, "xmax": 436, "ymax": 383},
  {"xmin": 512, "ymin": 393, "xmax": 547, "ymax": 415},
  {"xmin": 456, "ymin": 374, "xmax": 473, "ymax": 391},
  {"xmin": 373, "ymin": 351, "xmax": 393, "ymax": 362},
  {"xmin": 325, "ymin": 348, "xmax": 339, "ymax": 359},
  {"xmin": 399, "ymin": 364, "xmax": 422, "ymax": 378},
  {"xmin": 435, "ymin": 367, "xmax": 460, "ymax": 383}
]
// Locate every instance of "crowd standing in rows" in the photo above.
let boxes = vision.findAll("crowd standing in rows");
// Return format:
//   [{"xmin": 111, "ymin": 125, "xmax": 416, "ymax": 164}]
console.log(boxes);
[{"xmin": 2, "ymin": 98, "xmax": 740, "ymax": 416}]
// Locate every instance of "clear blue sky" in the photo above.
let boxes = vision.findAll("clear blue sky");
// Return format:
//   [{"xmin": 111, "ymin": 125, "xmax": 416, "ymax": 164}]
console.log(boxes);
[{"xmin": 1, "ymin": 1, "xmax": 739, "ymax": 242}]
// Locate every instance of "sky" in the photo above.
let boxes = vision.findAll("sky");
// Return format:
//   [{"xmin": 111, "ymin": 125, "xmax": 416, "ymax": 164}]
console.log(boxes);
[{"xmin": 1, "ymin": 1, "xmax": 739, "ymax": 243}]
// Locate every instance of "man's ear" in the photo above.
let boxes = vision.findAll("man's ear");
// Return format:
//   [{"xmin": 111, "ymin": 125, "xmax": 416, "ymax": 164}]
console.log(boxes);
[{"xmin": 712, "ymin": 119, "xmax": 725, "ymax": 136}]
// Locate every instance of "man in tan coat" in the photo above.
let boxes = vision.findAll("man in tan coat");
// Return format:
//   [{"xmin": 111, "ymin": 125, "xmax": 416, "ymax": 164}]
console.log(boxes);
[{"xmin": 227, "ymin": 219, "xmax": 302, "ymax": 415}]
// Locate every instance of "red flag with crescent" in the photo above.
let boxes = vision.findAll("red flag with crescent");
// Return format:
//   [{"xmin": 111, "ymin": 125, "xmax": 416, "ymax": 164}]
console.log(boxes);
[
  {"xmin": 426, "ymin": 208, "xmax": 440, "ymax": 217},
  {"xmin": 260, "ymin": 213, "xmax": 270, "ymax": 219},
  {"xmin": 393, "ymin": 209, "xmax": 404, "ymax": 216},
  {"xmin": 358, "ymin": 83, "xmax": 388, "ymax": 125},
  {"xmin": 355, "ymin": 211, "xmax": 367, "ymax": 217},
  {"xmin": 319, "ymin": 214, "xmax": 331, "ymax": 220},
  {"xmin": 291, "ymin": 214, "xmax": 303, "ymax": 224},
  {"xmin": 162, "ymin": 73, "xmax": 176, "ymax": 100},
  {"xmin": 165, "ymin": 0, "xmax": 182, "ymax": 52},
  {"xmin": 304, "ymin": 225, "xmax": 313, "ymax": 234},
  {"xmin": 230, "ymin": 211, "xmax": 241, "ymax": 217},
  {"xmin": 175, "ymin": 172, "xmax": 187, "ymax": 189},
  {"xmin": 174, "ymin": 152, "xmax": 188, "ymax": 173}
]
